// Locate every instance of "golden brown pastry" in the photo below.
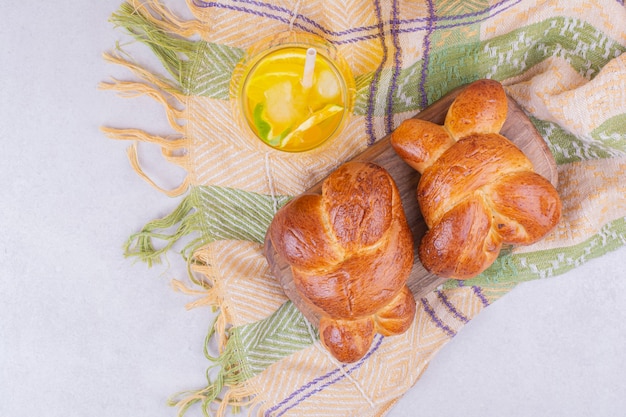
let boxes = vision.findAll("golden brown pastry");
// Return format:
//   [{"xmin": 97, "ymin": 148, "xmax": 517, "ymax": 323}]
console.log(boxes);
[
  {"xmin": 391, "ymin": 79, "xmax": 562, "ymax": 279},
  {"xmin": 267, "ymin": 161, "xmax": 416, "ymax": 363}
]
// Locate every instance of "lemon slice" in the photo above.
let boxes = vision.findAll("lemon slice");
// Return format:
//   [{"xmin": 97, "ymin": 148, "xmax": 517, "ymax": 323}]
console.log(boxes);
[
  {"xmin": 252, "ymin": 103, "xmax": 290, "ymax": 147},
  {"xmin": 280, "ymin": 104, "xmax": 344, "ymax": 148},
  {"xmin": 252, "ymin": 53, "xmax": 306, "ymax": 82},
  {"xmin": 246, "ymin": 72, "xmax": 300, "ymax": 102}
]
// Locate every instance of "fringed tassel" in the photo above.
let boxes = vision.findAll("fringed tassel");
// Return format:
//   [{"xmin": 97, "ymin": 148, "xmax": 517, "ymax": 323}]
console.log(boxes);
[
  {"xmin": 126, "ymin": 143, "xmax": 191, "ymax": 197},
  {"xmin": 128, "ymin": 0, "xmax": 209, "ymax": 39},
  {"xmin": 110, "ymin": 2, "xmax": 200, "ymax": 93},
  {"xmin": 101, "ymin": 47, "xmax": 192, "ymax": 196},
  {"xmin": 171, "ymin": 278, "xmax": 219, "ymax": 311},
  {"xmin": 101, "ymin": 51, "xmax": 183, "ymax": 101},
  {"xmin": 101, "ymin": 126, "xmax": 187, "ymax": 149},
  {"xmin": 101, "ymin": 127, "xmax": 191, "ymax": 196},
  {"xmin": 168, "ymin": 327, "xmax": 255, "ymax": 417},
  {"xmin": 99, "ymin": 77, "xmax": 185, "ymax": 132},
  {"xmin": 100, "ymin": 51, "xmax": 187, "ymax": 138},
  {"xmin": 187, "ymin": 246, "xmax": 234, "ymax": 351},
  {"xmin": 217, "ymin": 385, "xmax": 264, "ymax": 417},
  {"xmin": 124, "ymin": 192, "xmax": 202, "ymax": 267}
]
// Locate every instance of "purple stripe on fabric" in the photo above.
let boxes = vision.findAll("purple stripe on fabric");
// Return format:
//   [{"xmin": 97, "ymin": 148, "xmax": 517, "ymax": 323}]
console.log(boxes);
[
  {"xmin": 421, "ymin": 297, "xmax": 456, "ymax": 338},
  {"xmin": 435, "ymin": 0, "xmax": 522, "ymax": 31},
  {"xmin": 418, "ymin": 0, "xmax": 436, "ymax": 109},
  {"xmin": 340, "ymin": 0, "xmax": 519, "ymax": 43},
  {"xmin": 396, "ymin": 0, "xmax": 516, "ymax": 25},
  {"xmin": 238, "ymin": 0, "xmax": 382, "ymax": 37},
  {"xmin": 397, "ymin": 0, "xmax": 522, "ymax": 35},
  {"xmin": 191, "ymin": 1, "xmax": 381, "ymax": 45},
  {"xmin": 472, "ymin": 286, "xmax": 490, "ymax": 308},
  {"xmin": 193, "ymin": 0, "xmax": 381, "ymax": 38},
  {"xmin": 365, "ymin": 0, "xmax": 388, "ymax": 146},
  {"xmin": 437, "ymin": 291, "xmax": 470, "ymax": 324},
  {"xmin": 192, "ymin": 1, "xmax": 293, "ymax": 26},
  {"xmin": 232, "ymin": 0, "xmax": 289, "ymax": 14},
  {"xmin": 266, "ymin": 335, "xmax": 384, "ymax": 417},
  {"xmin": 234, "ymin": 0, "xmax": 380, "ymax": 38},
  {"xmin": 334, "ymin": 33, "xmax": 382, "ymax": 45},
  {"xmin": 264, "ymin": 369, "xmax": 342, "ymax": 416},
  {"xmin": 385, "ymin": 0, "xmax": 403, "ymax": 135},
  {"xmin": 192, "ymin": 0, "xmax": 521, "ymax": 46}
]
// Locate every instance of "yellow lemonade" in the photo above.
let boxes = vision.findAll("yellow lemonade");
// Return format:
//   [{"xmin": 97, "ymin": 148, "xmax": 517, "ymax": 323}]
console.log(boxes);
[{"xmin": 232, "ymin": 34, "xmax": 354, "ymax": 152}]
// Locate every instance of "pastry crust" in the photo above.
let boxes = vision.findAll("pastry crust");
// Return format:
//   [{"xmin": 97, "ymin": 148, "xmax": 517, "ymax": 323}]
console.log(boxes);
[
  {"xmin": 392, "ymin": 79, "xmax": 562, "ymax": 279},
  {"xmin": 268, "ymin": 161, "xmax": 416, "ymax": 362}
]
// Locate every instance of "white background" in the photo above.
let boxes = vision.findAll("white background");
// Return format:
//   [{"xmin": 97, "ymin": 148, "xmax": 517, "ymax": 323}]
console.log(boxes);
[{"xmin": 1, "ymin": 2, "xmax": 625, "ymax": 417}]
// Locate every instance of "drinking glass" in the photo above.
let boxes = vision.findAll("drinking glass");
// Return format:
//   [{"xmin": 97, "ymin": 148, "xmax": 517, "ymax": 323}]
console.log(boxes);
[{"xmin": 230, "ymin": 32, "xmax": 355, "ymax": 152}]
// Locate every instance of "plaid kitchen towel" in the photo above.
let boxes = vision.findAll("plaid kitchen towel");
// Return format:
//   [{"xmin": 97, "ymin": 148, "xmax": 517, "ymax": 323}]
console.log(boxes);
[{"xmin": 101, "ymin": 0, "xmax": 626, "ymax": 416}]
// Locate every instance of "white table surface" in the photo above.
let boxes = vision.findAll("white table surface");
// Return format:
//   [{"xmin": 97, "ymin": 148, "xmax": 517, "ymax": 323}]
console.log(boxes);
[{"xmin": 1, "ymin": 2, "xmax": 625, "ymax": 417}]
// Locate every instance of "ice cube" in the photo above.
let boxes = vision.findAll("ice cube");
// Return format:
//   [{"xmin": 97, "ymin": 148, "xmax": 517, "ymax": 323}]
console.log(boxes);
[
  {"xmin": 316, "ymin": 70, "xmax": 340, "ymax": 99},
  {"xmin": 264, "ymin": 80, "xmax": 297, "ymax": 125}
]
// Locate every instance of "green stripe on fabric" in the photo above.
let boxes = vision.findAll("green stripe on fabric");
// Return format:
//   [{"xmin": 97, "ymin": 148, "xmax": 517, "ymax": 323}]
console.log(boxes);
[
  {"xmin": 481, "ymin": 17, "xmax": 621, "ymax": 76},
  {"xmin": 124, "ymin": 185, "xmax": 292, "ymax": 265},
  {"xmin": 426, "ymin": 1, "xmax": 485, "ymax": 101},
  {"xmin": 529, "ymin": 116, "xmax": 620, "ymax": 164},
  {"xmin": 194, "ymin": 186, "xmax": 292, "ymax": 244},
  {"xmin": 233, "ymin": 301, "xmax": 317, "ymax": 377},
  {"xmin": 188, "ymin": 41, "xmax": 245, "ymax": 98},
  {"xmin": 390, "ymin": 17, "xmax": 626, "ymax": 115},
  {"xmin": 426, "ymin": 17, "xmax": 625, "ymax": 104},
  {"xmin": 354, "ymin": 72, "xmax": 376, "ymax": 115},
  {"xmin": 434, "ymin": 0, "xmax": 491, "ymax": 17},
  {"xmin": 444, "ymin": 216, "xmax": 626, "ymax": 290},
  {"xmin": 591, "ymin": 114, "xmax": 626, "ymax": 151}
]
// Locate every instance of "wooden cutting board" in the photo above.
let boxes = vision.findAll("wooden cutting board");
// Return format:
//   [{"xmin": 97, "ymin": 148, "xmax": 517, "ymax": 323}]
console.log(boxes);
[{"xmin": 264, "ymin": 84, "xmax": 558, "ymax": 328}]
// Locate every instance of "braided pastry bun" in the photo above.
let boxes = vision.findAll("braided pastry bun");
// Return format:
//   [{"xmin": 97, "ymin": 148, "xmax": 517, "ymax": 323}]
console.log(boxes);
[
  {"xmin": 267, "ymin": 161, "xmax": 416, "ymax": 363},
  {"xmin": 391, "ymin": 79, "xmax": 561, "ymax": 279}
]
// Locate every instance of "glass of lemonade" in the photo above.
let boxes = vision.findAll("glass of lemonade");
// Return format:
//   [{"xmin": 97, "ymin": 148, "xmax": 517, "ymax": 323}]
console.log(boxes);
[{"xmin": 231, "ymin": 32, "xmax": 355, "ymax": 152}]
